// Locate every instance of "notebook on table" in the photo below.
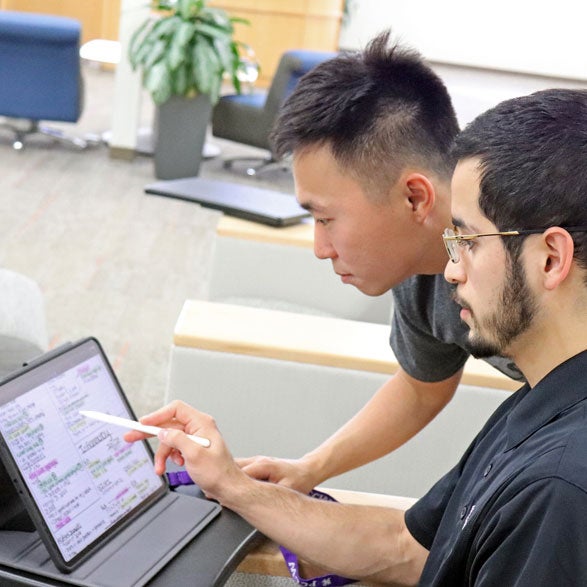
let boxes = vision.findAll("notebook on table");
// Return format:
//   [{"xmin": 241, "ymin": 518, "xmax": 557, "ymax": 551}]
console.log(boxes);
[
  {"xmin": 0, "ymin": 337, "xmax": 220, "ymax": 587},
  {"xmin": 145, "ymin": 177, "xmax": 310, "ymax": 227}
]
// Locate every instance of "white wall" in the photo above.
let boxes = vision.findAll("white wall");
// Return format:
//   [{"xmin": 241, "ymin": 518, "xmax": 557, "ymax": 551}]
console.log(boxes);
[{"xmin": 341, "ymin": 0, "xmax": 587, "ymax": 81}]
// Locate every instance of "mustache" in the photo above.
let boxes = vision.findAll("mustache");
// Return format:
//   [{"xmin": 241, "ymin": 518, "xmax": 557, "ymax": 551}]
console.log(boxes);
[{"xmin": 450, "ymin": 288, "xmax": 471, "ymax": 311}]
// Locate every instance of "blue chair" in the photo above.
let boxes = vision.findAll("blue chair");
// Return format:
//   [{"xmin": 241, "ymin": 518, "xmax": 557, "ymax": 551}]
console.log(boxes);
[
  {"xmin": 212, "ymin": 49, "xmax": 337, "ymax": 176},
  {"xmin": 0, "ymin": 10, "xmax": 87, "ymax": 150}
]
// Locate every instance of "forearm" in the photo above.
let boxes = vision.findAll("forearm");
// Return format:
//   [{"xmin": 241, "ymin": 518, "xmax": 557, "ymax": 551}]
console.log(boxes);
[
  {"xmin": 301, "ymin": 368, "xmax": 462, "ymax": 485},
  {"xmin": 133, "ymin": 402, "xmax": 428, "ymax": 583},
  {"xmin": 220, "ymin": 477, "xmax": 427, "ymax": 585}
]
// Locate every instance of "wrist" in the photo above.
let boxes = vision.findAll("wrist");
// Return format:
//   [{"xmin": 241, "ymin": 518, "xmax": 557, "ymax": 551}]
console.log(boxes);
[
  {"xmin": 298, "ymin": 448, "xmax": 334, "ymax": 489},
  {"xmin": 218, "ymin": 473, "xmax": 266, "ymax": 513},
  {"xmin": 211, "ymin": 465, "xmax": 260, "ymax": 505}
]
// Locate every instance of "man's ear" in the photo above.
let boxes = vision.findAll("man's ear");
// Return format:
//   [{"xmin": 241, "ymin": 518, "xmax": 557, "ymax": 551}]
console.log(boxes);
[
  {"xmin": 540, "ymin": 227, "xmax": 575, "ymax": 290},
  {"xmin": 403, "ymin": 173, "xmax": 436, "ymax": 222}
]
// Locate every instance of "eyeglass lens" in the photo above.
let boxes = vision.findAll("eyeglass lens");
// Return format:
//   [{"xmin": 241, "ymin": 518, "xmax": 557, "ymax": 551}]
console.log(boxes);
[{"xmin": 442, "ymin": 228, "xmax": 459, "ymax": 263}]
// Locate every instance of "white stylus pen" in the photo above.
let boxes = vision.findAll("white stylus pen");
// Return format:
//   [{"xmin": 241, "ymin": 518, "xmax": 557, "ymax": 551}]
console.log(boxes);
[{"xmin": 79, "ymin": 410, "xmax": 211, "ymax": 448}]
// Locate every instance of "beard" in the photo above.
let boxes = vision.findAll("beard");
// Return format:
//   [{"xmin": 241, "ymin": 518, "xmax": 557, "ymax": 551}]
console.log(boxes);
[{"xmin": 457, "ymin": 255, "xmax": 538, "ymax": 358}]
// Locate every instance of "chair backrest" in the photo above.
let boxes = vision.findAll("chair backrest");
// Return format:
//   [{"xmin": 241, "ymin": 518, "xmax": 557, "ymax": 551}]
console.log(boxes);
[
  {"xmin": 263, "ymin": 50, "xmax": 338, "ymax": 121},
  {"xmin": 0, "ymin": 11, "xmax": 82, "ymax": 122}
]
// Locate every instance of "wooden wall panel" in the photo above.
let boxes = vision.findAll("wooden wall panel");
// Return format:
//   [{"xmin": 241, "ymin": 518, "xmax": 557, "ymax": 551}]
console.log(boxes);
[
  {"xmin": 0, "ymin": 0, "xmax": 121, "ymax": 43},
  {"xmin": 209, "ymin": 0, "xmax": 343, "ymax": 87}
]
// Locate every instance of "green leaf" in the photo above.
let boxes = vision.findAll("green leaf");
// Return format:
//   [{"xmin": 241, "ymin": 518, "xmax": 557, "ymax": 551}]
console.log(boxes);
[
  {"xmin": 177, "ymin": 0, "xmax": 193, "ymax": 19},
  {"xmin": 144, "ymin": 61, "xmax": 173, "ymax": 105},
  {"xmin": 168, "ymin": 21, "xmax": 195, "ymax": 70},
  {"xmin": 229, "ymin": 16, "xmax": 250, "ymax": 27},
  {"xmin": 212, "ymin": 36, "xmax": 233, "ymax": 71},
  {"xmin": 231, "ymin": 69, "xmax": 242, "ymax": 95},
  {"xmin": 128, "ymin": 18, "xmax": 154, "ymax": 68},
  {"xmin": 173, "ymin": 63, "xmax": 190, "ymax": 96},
  {"xmin": 208, "ymin": 74, "xmax": 222, "ymax": 106},
  {"xmin": 192, "ymin": 37, "xmax": 216, "ymax": 95},
  {"xmin": 143, "ymin": 38, "xmax": 169, "ymax": 71},
  {"xmin": 193, "ymin": 21, "xmax": 233, "ymax": 41},
  {"xmin": 205, "ymin": 39, "xmax": 221, "ymax": 75},
  {"xmin": 129, "ymin": 33, "xmax": 154, "ymax": 69},
  {"xmin": 150, "ymin": 15, "xmax": 183, "ymax": 38},
  {"xmin": 200, "ymin": 7, "xmax": 232, "ymax": 31}
]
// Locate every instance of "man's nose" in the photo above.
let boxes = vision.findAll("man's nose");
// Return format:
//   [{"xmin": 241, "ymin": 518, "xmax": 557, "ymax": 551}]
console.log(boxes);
[
  {"xmin": 444, "ymin": 256, "xmax": 466, "ymax": 284},
  {"xmin": 313, "ymin": 225, "xmax": 336, "ymax": 260}
]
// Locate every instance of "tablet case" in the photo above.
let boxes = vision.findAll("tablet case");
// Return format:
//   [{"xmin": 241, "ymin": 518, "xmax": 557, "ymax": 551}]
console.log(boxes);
[
  {"xmin": 0, "ymin": 339, "xmax": 221, "ymax": 586},
  {"xmin": 0, "ymin": 488, "xmax": 220, "ymax": 587},
  {"xmin": 145, "ymin": 177, "xmax": 310, "ymax": 227}
]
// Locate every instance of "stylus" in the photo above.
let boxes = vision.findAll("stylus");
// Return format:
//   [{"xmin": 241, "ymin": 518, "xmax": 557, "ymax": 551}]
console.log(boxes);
[{"xmin": 79, "ymin": 410, "xmax": 211, "ymax": 448}]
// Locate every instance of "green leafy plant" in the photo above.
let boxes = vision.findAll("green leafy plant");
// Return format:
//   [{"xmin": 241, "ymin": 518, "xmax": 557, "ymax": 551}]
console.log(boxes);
[{"xmin": 129, "ymin": 0, "xmax": 248, "ymax": 105}]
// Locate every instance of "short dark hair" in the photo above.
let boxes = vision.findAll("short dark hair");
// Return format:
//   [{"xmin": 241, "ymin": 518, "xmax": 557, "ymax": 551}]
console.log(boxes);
[
  {"xmin": 453, "ymin": 88, "xmax": 587, "ymax": 271},
  {"xmin": 270, "ymin": 31, "xmax": 459, "ymax": 197}
]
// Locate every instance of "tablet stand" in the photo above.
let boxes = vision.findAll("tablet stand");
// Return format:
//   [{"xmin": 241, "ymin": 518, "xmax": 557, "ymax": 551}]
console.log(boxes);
[{"xmin": 0, "ymin": 461, "xmax": 34, "ymax": 532}]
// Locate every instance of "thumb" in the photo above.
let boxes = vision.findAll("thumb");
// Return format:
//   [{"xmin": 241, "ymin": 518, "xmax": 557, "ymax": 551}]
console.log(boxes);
[{"xmin": 241, "ymin": 460, "xmax": 272, "ymax": 481}]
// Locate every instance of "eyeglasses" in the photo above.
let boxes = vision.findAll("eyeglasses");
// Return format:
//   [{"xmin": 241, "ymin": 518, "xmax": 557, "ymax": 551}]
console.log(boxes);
[{"xmin": 442, "ymin": 226, "xmax": 587, "ymax": 263}]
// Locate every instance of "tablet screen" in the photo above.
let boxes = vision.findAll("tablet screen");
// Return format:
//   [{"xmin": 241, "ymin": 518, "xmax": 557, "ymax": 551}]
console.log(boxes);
[{"xmin": 0, "ymin": 339, "xmax": 166, "ymax": 570}]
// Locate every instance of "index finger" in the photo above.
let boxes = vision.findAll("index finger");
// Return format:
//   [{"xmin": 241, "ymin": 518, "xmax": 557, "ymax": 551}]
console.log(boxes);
[
  {"xmin": 235, "ymin": 456, "xmax": 256, "ymax": 468},
  {"xmin": 123, "ymin": 429, "xmax": 152, "ymax": 443},
  {"xmin": 139, "ymin": 400, "xmax": 198, "ymax": 428}
]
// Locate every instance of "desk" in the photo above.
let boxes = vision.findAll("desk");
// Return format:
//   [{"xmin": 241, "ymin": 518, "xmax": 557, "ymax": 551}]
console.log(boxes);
[{"xmin": 0, "ymin": 484, "xmax": 263, "ymax": 587}]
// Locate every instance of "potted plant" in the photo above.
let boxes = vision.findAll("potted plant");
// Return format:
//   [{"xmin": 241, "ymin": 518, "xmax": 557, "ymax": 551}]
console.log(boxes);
[{"xmin": 129, "ymin": 0, "xmax": 248, "ymax": 179}]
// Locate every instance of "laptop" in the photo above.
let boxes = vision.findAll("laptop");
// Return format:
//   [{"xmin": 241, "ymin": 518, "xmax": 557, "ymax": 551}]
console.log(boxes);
[
  {"xmin": 145, "ymin": 177, "xmax": 310, "ymax": 227},
  {"xmin": 0, "ymin": 338, "xmax": 220, "ymax": 586}
]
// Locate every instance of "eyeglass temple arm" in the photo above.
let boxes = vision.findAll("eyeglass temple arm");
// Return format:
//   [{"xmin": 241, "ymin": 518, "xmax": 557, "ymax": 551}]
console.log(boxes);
[{"xmin": 444, "ymin": 231, "xmax": 521, "ymax": 241}]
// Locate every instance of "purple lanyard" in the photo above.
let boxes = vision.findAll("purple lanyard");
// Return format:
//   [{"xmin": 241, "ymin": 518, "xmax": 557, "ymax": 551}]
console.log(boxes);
[
  {"xmin": 167, "ymin": 472, "xmax": 356, "ymax": 586},
  {"xmin": 279, "ymin": 488, "xmax": 357, "ymax": 586}
]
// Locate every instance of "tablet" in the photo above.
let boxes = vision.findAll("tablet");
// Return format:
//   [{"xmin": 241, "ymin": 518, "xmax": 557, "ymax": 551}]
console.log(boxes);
[{"xmin": 0, "ymin": 338, "xmax": 200, "ymax": 575}]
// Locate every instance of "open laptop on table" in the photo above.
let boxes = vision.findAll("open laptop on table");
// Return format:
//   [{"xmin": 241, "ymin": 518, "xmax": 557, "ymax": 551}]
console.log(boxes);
[{"xmin": 0, "ymin": 338, "xmax": 220, "ymax": 587}]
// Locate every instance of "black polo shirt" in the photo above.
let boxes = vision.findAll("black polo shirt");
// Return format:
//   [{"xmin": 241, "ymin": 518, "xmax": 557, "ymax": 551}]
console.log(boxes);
[{"xmin": 405, "ymin": 350, "xmax": 587, "ymax": 585}]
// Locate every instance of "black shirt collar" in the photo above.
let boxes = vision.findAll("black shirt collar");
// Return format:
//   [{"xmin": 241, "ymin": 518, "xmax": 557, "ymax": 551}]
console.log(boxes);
[{"xmin": 505, "ymin": 350, "xmax": 587, "ymax": 451}]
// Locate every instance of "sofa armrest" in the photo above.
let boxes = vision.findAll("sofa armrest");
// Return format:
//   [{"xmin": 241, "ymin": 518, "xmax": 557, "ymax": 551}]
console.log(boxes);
[{"xmin": 174, "ymin": 299, "xmax": 518, "ymax": 391}]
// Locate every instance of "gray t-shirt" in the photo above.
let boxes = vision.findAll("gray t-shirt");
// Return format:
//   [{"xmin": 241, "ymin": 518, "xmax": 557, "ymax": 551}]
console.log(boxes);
[{"xmin": 390, "ymin": 274, "xmax": 524, "ymax": 382}]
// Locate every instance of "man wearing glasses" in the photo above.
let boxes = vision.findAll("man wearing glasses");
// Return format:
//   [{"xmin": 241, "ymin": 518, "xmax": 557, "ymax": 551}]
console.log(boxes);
[{"xmin": 128, "ymin": 88, "xmax": 587, "ymax": 584}]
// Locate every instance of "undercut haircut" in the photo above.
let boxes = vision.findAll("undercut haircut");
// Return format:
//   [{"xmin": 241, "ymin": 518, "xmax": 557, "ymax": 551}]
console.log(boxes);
[
  {"xmin": 453, "ymin": 88, "xmax": 587, "ymax": 271},
  {"xmin": 270, "ymin": 31, "xmax": 460, "ymax": 198}
]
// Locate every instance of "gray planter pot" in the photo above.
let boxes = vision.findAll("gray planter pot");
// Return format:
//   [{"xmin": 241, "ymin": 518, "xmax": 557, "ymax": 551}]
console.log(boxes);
[{"xmin": 154, "ymin": 94, "xmax": 212, "ymax": 180}]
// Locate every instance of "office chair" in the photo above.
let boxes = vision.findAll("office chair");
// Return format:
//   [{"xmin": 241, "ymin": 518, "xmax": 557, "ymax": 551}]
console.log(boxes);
[
  {"xmin": 0, "ymin": 11, "xmax": 89, "ymax": 150},
  {"xmin": 212, "ymin": 49, "xmax": 337, "ymax": 176}
]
